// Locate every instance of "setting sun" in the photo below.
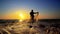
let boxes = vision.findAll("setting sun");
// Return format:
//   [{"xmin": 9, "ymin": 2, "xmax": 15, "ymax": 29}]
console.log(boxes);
[
  {"xmin": 19, "ymin": 13, "xmax": 25, "ymax": 21},
  {"xmin": 17, "ymin": 10, "xmax": 30, "ymax": 21},
  {"xmin": 19, "ymin": 13, "xmax": 25, "ymax": 19}
]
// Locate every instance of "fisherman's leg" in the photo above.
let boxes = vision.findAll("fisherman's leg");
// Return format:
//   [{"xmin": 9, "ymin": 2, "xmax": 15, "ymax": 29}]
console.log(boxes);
[{"xmin": 31, "ymin": 16, "xmax": 34, "ymax": 23}]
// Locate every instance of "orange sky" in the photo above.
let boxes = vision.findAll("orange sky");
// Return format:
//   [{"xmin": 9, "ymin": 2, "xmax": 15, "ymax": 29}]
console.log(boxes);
[
  {"xmin": 0, "ymin": 13, "xmax": 56, "ymax": 19},
  {"xmin": 0, "ymin": 9, "xmax": 59, "ymax": 19}
]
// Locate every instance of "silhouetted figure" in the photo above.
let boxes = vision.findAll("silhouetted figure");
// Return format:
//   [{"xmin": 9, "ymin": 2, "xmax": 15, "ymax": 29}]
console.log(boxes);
[
  {"xmin": 30, "ymin": 10, "xmax": 39, "ymax": 23},
  {"xmin": 30, "ymin": 10, "xmax": 34, "ymax": 22}
]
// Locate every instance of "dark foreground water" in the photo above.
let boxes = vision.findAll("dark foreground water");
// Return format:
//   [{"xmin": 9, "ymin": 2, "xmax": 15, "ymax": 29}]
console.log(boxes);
[{"xmin": 0, "ymin": 19, "xmax": 60, "ymax": 34}]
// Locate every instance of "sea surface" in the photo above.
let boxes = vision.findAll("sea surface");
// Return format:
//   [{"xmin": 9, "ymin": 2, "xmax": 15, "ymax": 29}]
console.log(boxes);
[{"xmin": 0, "ymin": 19, "xmax": 60, "ymax": 34}]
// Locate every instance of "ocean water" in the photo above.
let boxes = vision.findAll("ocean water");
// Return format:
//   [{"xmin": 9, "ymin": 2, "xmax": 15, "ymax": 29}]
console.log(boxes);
[{"xmin": 0, "ymin": 19, "xmax": 60, "ymax": 34}]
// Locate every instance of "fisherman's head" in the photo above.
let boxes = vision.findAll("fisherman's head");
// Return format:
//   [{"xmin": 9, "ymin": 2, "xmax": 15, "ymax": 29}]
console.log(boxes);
[{"xmin": 31, "ymin": 10, "xmax": 33, "ymax": 12}]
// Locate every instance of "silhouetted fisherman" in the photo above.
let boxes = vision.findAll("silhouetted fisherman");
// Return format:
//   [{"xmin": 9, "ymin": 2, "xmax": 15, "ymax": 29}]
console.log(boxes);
[{"xmin": 30, "ymin": 10, "xmax": 39, "ymax": 23}]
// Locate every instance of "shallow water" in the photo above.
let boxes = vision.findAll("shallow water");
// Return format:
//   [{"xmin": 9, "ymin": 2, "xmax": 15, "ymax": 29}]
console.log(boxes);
[{"xmin": 0, "ymin": 19, "xmax": 60, "ymax": 34}]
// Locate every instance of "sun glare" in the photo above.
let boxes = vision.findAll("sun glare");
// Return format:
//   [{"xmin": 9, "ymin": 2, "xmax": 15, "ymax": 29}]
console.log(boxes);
[
  {"xmin": 19, "ymin": 19, "xmax": 23, "ymax": 22},
  {"xmin": 19, "ymin": 13, "xmax": 24, "ymax": 18},
  {"xmin": 19, "ymin": 13, "xmax": 25, "ymax": 21},
  {"xmin": 15, "ymin": 9, "xmax": 30, "ymax": 22}
]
